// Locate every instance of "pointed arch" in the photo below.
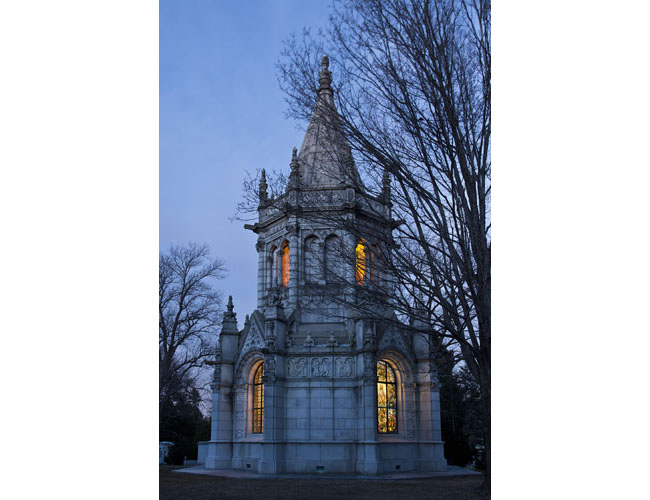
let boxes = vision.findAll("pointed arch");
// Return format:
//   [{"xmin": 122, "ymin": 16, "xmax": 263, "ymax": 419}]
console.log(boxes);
[
  {"xmin": 377, "ymin": 359, "xmax": 398, "ymax": 433},
  {"xmin": 252, "ymin": 362, "xmax": 264, "ymax": 433},
  {"xmin": 280, "ymin": 240, "xmax": 290, "ymax": 287},
  {"xmin": 268, "ymin": 245, "xmax": 277, "ymax": 289},
  {"xmin": 355, "ymin": 238, "xmax": 367, "ymax": 285},
  {"xmin": 304, "ymin": 235, "xmax": 320, "ymax": 283},
  {"xmin": 325, "ymin": 234, "xmax": 342, "ymax": 282}
]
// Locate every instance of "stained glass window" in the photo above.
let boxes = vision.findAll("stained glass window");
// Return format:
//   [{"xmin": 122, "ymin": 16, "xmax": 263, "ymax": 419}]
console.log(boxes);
[
  {"xmin": 252, "ymin": 363, "xmax": 264, "ymax": 433},
  {"xmin": 356, "ymin": 238, "xmax": 366, "ymax": 285},
  {"xmin": 377, "ymin": 360, "xmax": 398, "ymax": 433},
  {"xmin": 281, "ymin": 242, "xmax": 290, "ymax": 287}
]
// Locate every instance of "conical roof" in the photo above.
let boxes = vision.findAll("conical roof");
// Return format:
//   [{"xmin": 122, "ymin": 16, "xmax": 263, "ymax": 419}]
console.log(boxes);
[{"xmin": 296, "ymin": 56, "xmax": 363, "ymax": 189}]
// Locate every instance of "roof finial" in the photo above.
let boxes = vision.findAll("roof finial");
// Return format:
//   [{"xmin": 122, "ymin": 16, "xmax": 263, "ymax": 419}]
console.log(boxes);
[
  {"xmin": 259, "ymin": 168, "xmax": 268, "ymax": 203},
  {"xmin": 223, "ymin": 295, "xmax": 237, "ymax": 321},
  {"xmin": 382, "ymin": 167, "xmax": 391, "ymax": 205},
  {"xmin": 318, "ymin": 54, "xmax": 332, "ymax": 92},
  {"xmin": 288, "ymin": 147, "xmax": 300, "ymax": 188}
]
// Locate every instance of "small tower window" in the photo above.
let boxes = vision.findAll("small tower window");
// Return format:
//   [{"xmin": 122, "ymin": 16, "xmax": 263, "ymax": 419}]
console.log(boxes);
[
  {"xmin": 377, "ymin": 360, "xmax": 398, "ymax": 433},
  {"xmin": 281, "ymin": 241, "xmax": 290, "ymax": 287},
  {"xmin": 252, "ymin": 363, "xmax": 264, "ymax": 433},
  {"xmin": 356, "ymin": 238, "xmax": 366, "ymax": 285}
]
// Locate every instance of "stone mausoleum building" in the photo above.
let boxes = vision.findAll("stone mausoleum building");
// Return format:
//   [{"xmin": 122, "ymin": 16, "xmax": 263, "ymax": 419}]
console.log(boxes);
[{"xmin": 200, "ymin": 57, "xmax": 446, "ymax": 475}]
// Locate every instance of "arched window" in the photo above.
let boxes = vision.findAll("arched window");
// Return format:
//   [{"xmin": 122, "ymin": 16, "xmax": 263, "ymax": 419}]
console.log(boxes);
[
  {"xmin": 252, "ymin": 363, "xmax": 264, "ymax": 433},
  {"xmin": 370, "ymin": 243, "xmax": 379, "ymax": 284},
  {"xmin": 325, "ymin": 234, "xmax": 342, "ymax": 282},
  {"xmin": 355, "ymin": 238, "xmax": 366, "ymax": 285},
  {"xmin": 377, "ymin": 360, "xmax": 398, "ymax": 433},
  {"xmin": 268, "ymin": 245, "xmax": 277, "ymax": 288},
  {"xmin": 304, "ymin": 236, "xmax": 319, "ymax": 283},
  {"xmin": 281, "ymin": 241, "xmax": 290, "ymax": 287}
]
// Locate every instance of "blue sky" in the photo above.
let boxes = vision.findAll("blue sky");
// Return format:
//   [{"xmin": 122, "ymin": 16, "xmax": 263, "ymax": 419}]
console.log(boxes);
[{"xmin": 160, "ymin": 0, "xmax": 331, "ymax": 319}]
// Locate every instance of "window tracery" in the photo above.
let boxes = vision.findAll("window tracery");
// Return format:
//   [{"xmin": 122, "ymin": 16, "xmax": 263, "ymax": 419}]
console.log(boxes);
[
  {"xmin": 281, "ymin": 241, "xmax": 290, "ymax": 287},
  {"xmin": 377, "ymin": 360, "xmax": 398, "ymax": 433},
  {"xmin": 252, "ymin": 363, "xmax": 264, "ymax": 433},
  {"xmin": 356, "ymin": 238, "xmax": 366, "ymax": 285}
]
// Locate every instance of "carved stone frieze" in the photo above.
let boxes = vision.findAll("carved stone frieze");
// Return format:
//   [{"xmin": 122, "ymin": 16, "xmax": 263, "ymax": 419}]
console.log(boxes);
[
  {"xmin": 311, "ymin": 357, "xmax": 331, "ymax": 377},
  {"xmin": 334, "ymin": 357, "xmax": 354, "ymax": 377},
  {"xmin": 288, "ymin": 357, "xmax": 307, "ymax": 377}
]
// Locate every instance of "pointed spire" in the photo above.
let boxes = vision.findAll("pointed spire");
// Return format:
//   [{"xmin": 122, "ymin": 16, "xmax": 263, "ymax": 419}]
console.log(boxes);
[
  {"xmin": 318, "ymin": 55, "xmax": 332, "ymax": 94},
  {"xmin": 259, "ymin": 168, "xmax": 268, "ymax": 204},
  {"xmin": 382, "ymin": 167, "xmax": 391, "ymax": 204},
  {"xmin": 224, "ymin": 295, "xmax": 236, "ymax": 320},
  {"xmin": 288, "ymin": 147, "xmax": 300, "ymax": 189},
  {"xmin": 294, "ymin": 55, "xmax": 363, "ymax": 189}
]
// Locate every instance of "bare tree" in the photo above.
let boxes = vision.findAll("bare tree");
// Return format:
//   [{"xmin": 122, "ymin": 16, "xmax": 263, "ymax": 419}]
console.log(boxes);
[
  {"xmin": 272, "ymin": 0, "xmax": 491, "ymax": 491},
  {"xmin": 159, "ymin": 243, "xmax": 226, "ymax": 408}
]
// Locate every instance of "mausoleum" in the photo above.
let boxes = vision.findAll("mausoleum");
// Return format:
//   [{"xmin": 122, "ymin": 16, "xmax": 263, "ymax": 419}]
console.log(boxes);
[{"xmin": 200, "ymin": 56, "xmax": 447, "ymax": 475}]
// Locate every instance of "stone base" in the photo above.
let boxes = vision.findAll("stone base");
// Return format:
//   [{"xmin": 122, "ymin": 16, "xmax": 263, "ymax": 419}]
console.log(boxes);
[{"xmin": 203, "ymin": 440, "xmax": 447, "ymax": 475}]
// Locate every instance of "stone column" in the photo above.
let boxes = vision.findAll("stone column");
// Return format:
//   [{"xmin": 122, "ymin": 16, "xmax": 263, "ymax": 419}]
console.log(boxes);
[
  {"xmin": 415, "ymin": 358, "xmax": 447, "ymax": 472},
  {"xmin": 356, "ymin": 320, "xmax": 380, "ymax": 474},
  {"xmin": 258, "ymin": 306, "xmax": 287, "ymax": 474},
  {"xmin": 256, "ymin": 238, "xmax": 265, "ymax": 309},
  {"xmin": 206, "ymin": 297, "xmax": 239, "ymax": 469}
]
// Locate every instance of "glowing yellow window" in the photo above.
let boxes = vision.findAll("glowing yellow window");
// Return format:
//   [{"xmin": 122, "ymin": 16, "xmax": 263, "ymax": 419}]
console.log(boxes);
[
  {"xmin": 356, "ymin": 238, "xmax": 366, "ymax": 285},
  {"xmin": 377, "ymin": 360, "xmax": 398, "ymax": 433},
  {"xmin": 281, "ymin": 242, "xmax": 290, "ymax": 287},
  {"xmin": 253, "ymin": 363, "xmax": 264, "ymax": 433}
]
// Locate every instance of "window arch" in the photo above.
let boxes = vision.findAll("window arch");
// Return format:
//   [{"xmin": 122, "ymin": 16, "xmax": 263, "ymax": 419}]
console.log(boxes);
[
  {"xmin": 304, "ymin": 235, "xmax": 320, "ymax": 283},
  {"xmin": 252, "ymin": 363, "xmax": 264, "ymax": 433},
  {"xmin": 325, "ymin": 234, "xmax": 342, "ymax": 282},
  {"xmin": 355, "ymin": 238, "xmax": 367, "ymax": 285},
  {"xmin": 377, "ymin": 360, "xmax": 398, "ymax": 433},
  {"xmin": 268, "ymin": 245, "xmax": 277, "ymax": 288},
  {"xmin": 281, "ymin": 240, "xmax": 290, "ymax": 287}
]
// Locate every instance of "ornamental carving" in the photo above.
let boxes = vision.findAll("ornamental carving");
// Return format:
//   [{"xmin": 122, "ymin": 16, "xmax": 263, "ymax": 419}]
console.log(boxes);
[
  {"xmin": 263, "ymin": 356, "xmax": 277, "ymax": 383},
  {"xmin": 335, "ymin": 357, "xmax": 354, "ymax": 377},
  {"xmin": 288, "ymin": 357, "xmax": 307, "ymax": 377},
  {"xmin": 301, "ymin": 190, "xmax": 344, "ymax": 206},
  {"xmin": 311, "ymin": 357, "xmax": 331, "ymax": 377}
]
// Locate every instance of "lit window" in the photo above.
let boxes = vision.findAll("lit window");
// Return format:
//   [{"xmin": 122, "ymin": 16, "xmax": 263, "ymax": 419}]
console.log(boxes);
[
  {"xmin": 377, "ymin": 360, "xmax": 397, "ymax": 433},
  {"xmin": 281, "ymin": 242, "xmax": 290, "ymax": 287},
  {"xmin": 356, "ymin": 238, "xmax": 366, "ymax": 285},
  {"xmin": 253, "ymin": 363, "xmax": 264, "ymax": 433}
]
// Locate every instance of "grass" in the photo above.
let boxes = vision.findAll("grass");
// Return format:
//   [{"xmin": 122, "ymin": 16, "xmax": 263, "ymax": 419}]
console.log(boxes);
[{"xmin": 160, "ymin": 466, "xmax": 486, "ymax": 500}]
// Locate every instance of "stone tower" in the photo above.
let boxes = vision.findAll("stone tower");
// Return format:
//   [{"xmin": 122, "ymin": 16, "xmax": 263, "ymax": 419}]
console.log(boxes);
[{"xmin": 201, "ymin": 56, "xmax": 447, "ymax": 475}]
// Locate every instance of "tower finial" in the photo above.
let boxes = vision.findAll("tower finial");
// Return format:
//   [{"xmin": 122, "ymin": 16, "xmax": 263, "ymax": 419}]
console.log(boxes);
[
  {"xmin": 288, "ymin": 147, "xmax": 300, "ymax": 188},
  {"xmin": 382, "ymin": 167, "xmax": 391, "ymax": 199},
  {"xmin": 318, "ymin": 54, "xmax": 332, "ymax": 92},
  {"xmin": 223, "ymin": 295, "xmax": 236, "ymax": 321},
  {"xmin": 259, "ymin": 168, "xmax": 268, "ymax": 203}
]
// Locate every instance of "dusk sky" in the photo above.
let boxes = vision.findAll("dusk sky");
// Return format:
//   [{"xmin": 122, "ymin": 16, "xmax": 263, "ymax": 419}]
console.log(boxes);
[{"xmin": 160, "ymin": 0, "xmax": 331, "ymax": 320}]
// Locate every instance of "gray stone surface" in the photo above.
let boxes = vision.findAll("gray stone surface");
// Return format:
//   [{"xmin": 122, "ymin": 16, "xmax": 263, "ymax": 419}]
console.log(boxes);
[{"xmin": 203, "ymin": 56, "xmax": 447, "ymax": 476}]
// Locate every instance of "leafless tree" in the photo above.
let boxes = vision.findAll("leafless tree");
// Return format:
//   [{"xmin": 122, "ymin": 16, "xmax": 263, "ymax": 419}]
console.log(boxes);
[
  {"xmin": 271, "ymin": 0, "xmax": 491, "ymax": 490},
  {"xmin": 159, "ymin": 243, "xmax": 226, "ymax": 409}
]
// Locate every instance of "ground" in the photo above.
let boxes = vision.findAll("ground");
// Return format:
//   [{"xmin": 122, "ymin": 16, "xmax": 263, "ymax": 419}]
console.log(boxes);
[{"xmin": 160, "ymin": 466, "xmax": 486, "ymax": 500}]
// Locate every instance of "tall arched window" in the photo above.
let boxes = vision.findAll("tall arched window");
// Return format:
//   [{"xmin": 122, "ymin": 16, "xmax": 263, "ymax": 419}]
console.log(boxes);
[
  {"xmin": 370, "ymin": 243, "xmax": 379, "ymax": 284},
  {"xmin": 325, "ymin": 234, "xmax": 341, "ymax": 282},
  {"xmin": 268, "ymin": 245, "xmax": 277, "ymax": 289},
  {"xmin": 252, "ymin": 363, "xmax": 264, "ymax": 433},
  {"xmin": 281, "ymin": 241, "xmax": 290, "ymax": 287},
  {"xmin": 355, "ymin": 238, "xmax": 366, "ymax": 285},
  {"xmin": 304, "ymin": 235, "xmax": 319, "ymax": 283},
  {"xmin": 377, "ymin": 360, "xmax": 398, "ymax": 433}
]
